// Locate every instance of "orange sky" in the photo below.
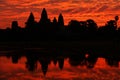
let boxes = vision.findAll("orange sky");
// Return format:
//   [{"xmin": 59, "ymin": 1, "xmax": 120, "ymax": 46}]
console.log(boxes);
[{"xmin": 0, "ymin": 0, "xmax": 120, "ymax": 29}]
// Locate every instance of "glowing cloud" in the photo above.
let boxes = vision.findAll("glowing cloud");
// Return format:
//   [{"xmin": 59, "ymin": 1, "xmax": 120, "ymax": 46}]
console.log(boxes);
[{"xmin": 0, "ymin": 0, "xmax": 120, "ymax": 28}]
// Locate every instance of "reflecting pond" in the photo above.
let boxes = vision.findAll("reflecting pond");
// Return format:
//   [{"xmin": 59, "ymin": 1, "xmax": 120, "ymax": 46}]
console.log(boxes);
[{"xmin": 0, "ymin": 48, "xmax": 120, "ymax": 80}]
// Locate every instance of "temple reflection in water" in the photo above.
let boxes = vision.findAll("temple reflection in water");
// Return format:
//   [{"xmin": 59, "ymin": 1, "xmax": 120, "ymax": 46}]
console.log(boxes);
[{"xmin": 1, "ymin": 47, "xmax": 120, "ymax": 76}]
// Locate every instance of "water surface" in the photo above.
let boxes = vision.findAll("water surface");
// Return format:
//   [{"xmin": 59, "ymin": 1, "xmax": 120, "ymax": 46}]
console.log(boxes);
[{"xmin": 0, "ymin": 48, "xmax": 120, "ymax": 80}]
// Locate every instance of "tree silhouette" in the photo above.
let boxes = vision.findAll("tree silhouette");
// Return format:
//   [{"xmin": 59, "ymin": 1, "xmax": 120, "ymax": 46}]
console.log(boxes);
[
  {"xmin": 11, "ymin": 55, "xmax": 21, "ymax": 64},
  {"xmin": 106, "ymin": 20, "xmax": 117, "ymax": 32},
  {"xmin": 69, "ymin": 54, "xmax": 85, "ymax": 66},
  {"xmin": 11, "ymin": 21, "xmax": 19, "ymax": 30},
  {"xmin": 86, "ymin": 19, "xmax": 98, "ymax": 33},
  {"xmin": 68, "ymin": 20, "xmax": 80, "ymax": 33},
  {"xmin": 86, "ymin": 55, "xmax": 98, "ymax": 68},
  {"xmin": 79, "ymin": 21, "xmax": 87, "ymax": 33},
  {"xmin": 115, "ymin": 16, "xmax": 119, "ymax": 27},
  {"xmin": 105, "ymin": 58, "xmax": 119, "ymax": 67}
]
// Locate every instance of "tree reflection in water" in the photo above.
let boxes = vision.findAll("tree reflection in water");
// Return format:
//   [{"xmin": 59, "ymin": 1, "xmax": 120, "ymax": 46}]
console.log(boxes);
[{"xmin": 1, "ymin": 48, "xmax": 120, "ymax": 76}]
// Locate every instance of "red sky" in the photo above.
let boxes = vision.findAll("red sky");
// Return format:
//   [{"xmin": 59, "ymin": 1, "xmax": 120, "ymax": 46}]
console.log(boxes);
[{"xmin": 0, "ymin": 0, "xmax": 120, "ymax": 29}]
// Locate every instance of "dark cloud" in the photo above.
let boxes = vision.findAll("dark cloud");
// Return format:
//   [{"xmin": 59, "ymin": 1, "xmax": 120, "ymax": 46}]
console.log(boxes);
[
  {"xmin": 47, "ymin": 8, "xmax": 61, "ymax": 14},
  {"xmin": 83, "ymin": 0, "xmax": 94, "ymax": 3},
  {"xmin": 112, "ymin": 5, "xmax": 120, "ymax": 11},
  {"xmin": 72, "ymin": 0, "xmax": 94, "ymax": 3},
  {"xmin": 96, "ymin": 5, "xmax": 109, "ymax": 12},
  {"xmin": 113, "ymin": 0, "xmax": 120, "ymax": 3},
  {"xmin": 48, "ymin": 0, "xmax": 69, "ymax": 3},
  {"xmin": 62, "ymin": 8, "xmax": 75, "ymax": 13},
  {"xmin": 86, "ymin": 7, "xmax": 97, "ymax": 13},
  {"xmin": 71, "ymin": 7, "xmax": 88, "ymax": 14}
]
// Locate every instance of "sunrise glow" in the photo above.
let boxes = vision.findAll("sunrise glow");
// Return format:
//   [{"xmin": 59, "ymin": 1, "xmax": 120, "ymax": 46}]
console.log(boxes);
[{"xmin": 0, "ymin": 0, "xmax": 120, "ymax": 29}]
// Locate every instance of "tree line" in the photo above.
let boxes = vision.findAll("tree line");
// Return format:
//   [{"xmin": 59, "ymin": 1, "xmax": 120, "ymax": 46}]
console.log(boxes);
[{"xmin": 0, "ymin": 8, "xmax": 120, "ymax": 41}]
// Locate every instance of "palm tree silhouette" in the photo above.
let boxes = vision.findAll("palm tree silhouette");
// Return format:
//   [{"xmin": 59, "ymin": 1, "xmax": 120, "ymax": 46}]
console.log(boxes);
[{"xmin": 115, "ymin": 16, "xmax": 119, "ymax": 27}]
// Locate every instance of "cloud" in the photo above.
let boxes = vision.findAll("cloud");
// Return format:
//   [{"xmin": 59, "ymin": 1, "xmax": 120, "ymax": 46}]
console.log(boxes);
[
  {"xmin": 0, "ymin": 0, "xmax": 120, "ymax": 28},
  {"xmin": 112, "ymin": 5, "xmax": 120, "ymax": 11},
  {"xmin": 48, "ymin": 0, "xmax": 70, "ymax": 3},
  {"xmin": 70, "ymin": 7, "xmax": 88, "ymax": 14},
  {"xmin": 96, "ymin": 5, "xmax": 109, "ymax": 12},
  {"xmin": 62, "ymin": 8, "xmax": 75, "ymax": 13}
]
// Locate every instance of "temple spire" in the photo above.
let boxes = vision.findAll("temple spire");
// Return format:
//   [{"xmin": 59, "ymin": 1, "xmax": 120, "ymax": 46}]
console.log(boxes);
[
  {"xmin": 25, "ymin": 12, "xmax": 35, "ymax": 29},
  {"xmin": 39, "ymin": 8, "xmax": 48, "ymax": 23}
]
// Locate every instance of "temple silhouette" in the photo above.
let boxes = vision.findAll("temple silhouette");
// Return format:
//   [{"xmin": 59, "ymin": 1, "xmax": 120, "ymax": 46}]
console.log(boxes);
[
  {"xmin": 0, "ymin": 7, "xmax": 120, "ymax": 69},
  {"xmin": 0, "ymin": 8, "xmax": 119, "ymax": 42},
  {"xmin": 1, "ymin": 8, "xmax": 120, "ymax": 79}
]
